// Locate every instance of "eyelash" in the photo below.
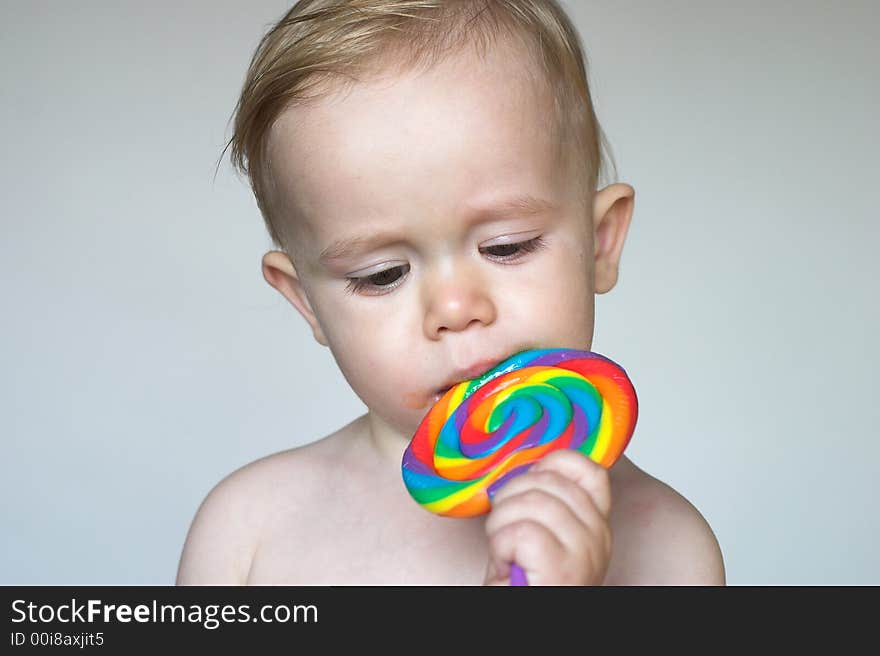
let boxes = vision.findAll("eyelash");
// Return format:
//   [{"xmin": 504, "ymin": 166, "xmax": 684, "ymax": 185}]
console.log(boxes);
[{"xmin": 343, "ymin": 236, "xmax": 548, "ymax": 296}]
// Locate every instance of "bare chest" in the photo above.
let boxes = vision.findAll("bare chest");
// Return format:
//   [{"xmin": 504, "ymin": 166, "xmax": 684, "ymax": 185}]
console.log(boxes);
[{"xmin": 246, "ymin": 479, "xmax": 490, "ymax": 585}]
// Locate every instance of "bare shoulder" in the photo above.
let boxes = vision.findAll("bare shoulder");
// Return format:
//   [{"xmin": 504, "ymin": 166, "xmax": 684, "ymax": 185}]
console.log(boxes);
[
  {"xmin": 176, "ymin": 424, "xmax": 354, "ymax": 585},
  {"xmin": 605, "ymin": 456, "xmax": 726, "ymax": 586}
]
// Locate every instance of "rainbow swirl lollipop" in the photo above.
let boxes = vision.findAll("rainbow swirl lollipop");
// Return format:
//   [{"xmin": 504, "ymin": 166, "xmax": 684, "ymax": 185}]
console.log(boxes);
[{"xmin": 402, "ymin": 348, "xmax": 638, "ymax": 520}]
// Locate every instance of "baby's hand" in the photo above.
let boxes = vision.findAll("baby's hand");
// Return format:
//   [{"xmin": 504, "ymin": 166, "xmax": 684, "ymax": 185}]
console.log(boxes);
[{"xmin": 482, "ymin": 450, "xmax": 613, "ymax": 586}]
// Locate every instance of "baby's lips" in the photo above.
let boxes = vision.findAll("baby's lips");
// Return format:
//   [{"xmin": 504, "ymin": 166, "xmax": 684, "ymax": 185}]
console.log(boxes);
[
  {"xmin": 425, "ymin": 348, "xmax": 528, "ymax": 408},
  {"xmin": 436, "ymin": 352, "xmax": 515, "ymax": 392}
]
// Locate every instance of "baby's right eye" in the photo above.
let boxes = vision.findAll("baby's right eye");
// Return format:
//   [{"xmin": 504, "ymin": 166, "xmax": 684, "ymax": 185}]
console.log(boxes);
[{"xmin": 344, "ymin": 264, "xmax": 410, "ymax": 296}]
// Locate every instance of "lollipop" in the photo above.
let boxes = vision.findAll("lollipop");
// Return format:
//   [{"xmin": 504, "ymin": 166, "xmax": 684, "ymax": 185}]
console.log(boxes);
[{"xmin": 401, "ymin": 347, "xmax": 638, "ymax": 585}]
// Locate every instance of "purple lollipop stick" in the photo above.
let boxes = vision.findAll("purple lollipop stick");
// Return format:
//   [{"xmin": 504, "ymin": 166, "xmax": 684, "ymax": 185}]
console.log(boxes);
[
  {"xmin": 487, "ymin": 463, "xmax": 535, "ymax": 586},
  {"xmin": 509, "ymin": 563, "xmax": 528, "ymax": 586}
]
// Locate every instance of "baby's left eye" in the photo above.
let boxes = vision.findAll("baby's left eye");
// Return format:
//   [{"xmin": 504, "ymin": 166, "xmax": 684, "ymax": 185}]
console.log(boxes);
[{"xmin": 480, "ymin": 236, "xmax": 547, "ymax": 262}]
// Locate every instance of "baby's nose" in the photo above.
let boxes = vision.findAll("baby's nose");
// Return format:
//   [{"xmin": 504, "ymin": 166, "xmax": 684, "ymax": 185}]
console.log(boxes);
[{"xmin": 422, "ymin": 270, "xmax": 497, "ymax": 339}]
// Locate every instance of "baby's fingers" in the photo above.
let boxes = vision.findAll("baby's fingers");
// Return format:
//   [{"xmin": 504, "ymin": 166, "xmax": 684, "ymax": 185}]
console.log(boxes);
[
  {"xmin": 530, "ymin": 449, "xmax": 612, "ymax": 518},
  {"xmin": 489, "ymin": 468, "xmax": 598, "ymax": 530},
  {"xmin": 485, "ymin": 519, "xmax": 564, "ymax": 586},
  {"xmin": 486, "ymin": 482, "xmax": 603, "ymax": 554}
]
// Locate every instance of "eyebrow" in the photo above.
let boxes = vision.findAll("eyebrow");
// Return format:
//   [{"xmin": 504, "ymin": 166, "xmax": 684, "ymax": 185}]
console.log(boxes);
[{"xmin": 318, "ymin": 194, "xmax": 558, "ymax": 263}]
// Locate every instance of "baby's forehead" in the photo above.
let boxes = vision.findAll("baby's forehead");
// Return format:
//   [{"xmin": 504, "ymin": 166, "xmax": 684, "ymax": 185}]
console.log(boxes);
[
  {"xmin": 269, "ymin": 50, "xmax": 564, "ymax": 204},
  {"xmin": 269, "ymin": 34, "xmax": 555, "ymax": 148}
]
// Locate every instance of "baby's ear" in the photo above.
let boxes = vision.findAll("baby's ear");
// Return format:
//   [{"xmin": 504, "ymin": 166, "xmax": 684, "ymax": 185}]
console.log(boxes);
[
  {"xmin": 592, "ymin": 183, "xmax": 635, "ymax": 294},
  {"xmin": 261, "ymin": 251, "xmax": 329, "ymax": 346}
]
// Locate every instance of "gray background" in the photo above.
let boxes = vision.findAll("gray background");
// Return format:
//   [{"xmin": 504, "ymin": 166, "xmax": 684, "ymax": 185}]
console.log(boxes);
[{"xmin": 2, "ymin": 0, "xmax": 877, "ymax": 584}]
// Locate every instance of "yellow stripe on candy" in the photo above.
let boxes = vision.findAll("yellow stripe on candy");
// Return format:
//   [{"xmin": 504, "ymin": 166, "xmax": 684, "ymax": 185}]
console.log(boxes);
[
  {"xmin": 529, "ymin": 368, "xmax": 580, "ymax": 384},
  {"xmin": 591, "ymin": 397, "xmax": 613, "ymax": 466},
  {"xmin": 446, "ymin": 384, "xmax": 468, "ymax": 419}
]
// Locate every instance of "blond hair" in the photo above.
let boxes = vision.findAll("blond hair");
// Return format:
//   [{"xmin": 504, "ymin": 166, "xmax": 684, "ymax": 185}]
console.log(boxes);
[{"xmin": 221, "ymin": 0, "xmax": 616, "ymax": 250}]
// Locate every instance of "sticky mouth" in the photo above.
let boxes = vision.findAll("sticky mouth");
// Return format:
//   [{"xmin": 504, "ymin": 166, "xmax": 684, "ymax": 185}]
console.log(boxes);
[{"xmin": 433, "ymin": 385, "xmax": 455, "ymax": 398}]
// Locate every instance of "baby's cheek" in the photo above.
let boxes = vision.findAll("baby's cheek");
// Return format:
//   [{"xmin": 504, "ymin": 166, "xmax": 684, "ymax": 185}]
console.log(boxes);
[
  {"xmin": 337, "ymin": 336, "xmax": 423, "ymax": 409},
  {"xmin": 510, "ymin": 267, "xmax": 594, "ymax": 345},
  {"xmin": 530, "ymin": 255, "xmax": 592, "ymax": 308}
]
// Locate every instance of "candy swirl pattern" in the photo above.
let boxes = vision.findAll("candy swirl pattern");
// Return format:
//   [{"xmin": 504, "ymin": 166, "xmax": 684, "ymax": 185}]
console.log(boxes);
[{"xmin": 402, "ymin": 348, "xmax": 638, "ymax": 518}]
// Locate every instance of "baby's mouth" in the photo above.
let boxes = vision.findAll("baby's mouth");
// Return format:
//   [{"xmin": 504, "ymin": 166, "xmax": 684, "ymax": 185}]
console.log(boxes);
[
  {"xmin": 429, "ymin": 353, "xmax": 517, "ymax": 404},
  {"xmin": 428, "ymin": 382, "xmax": 461, "ymax": 405},
  {"xmin": 432, "ymin": 386, "xmax": 453, "ymax": 399}
]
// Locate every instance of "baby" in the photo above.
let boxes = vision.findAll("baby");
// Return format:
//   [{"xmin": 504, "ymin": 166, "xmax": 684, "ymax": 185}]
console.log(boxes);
[{"xmin": 177, "ymin": 0, "xmax": 725, "ymax": 585}]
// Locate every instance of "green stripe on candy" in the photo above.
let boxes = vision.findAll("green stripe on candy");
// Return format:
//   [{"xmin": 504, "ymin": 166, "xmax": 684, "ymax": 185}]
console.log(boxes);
[{"xmin": 406, "ymin": 477, "xmax": 482, "ymax": 505}]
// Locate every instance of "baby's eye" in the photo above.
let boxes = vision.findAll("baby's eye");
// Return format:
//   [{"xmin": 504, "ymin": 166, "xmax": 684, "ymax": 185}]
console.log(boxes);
[
  {"xmin": 480, "ymin": 236, "xmax": 547, "ymax": 262},
  {"xmin": 344, "ymin": 264, "xmax": 410, "ymax": 296},
  {"xmin": 343, "ymin": 237, "xmax": 546, "ymax": 296}
]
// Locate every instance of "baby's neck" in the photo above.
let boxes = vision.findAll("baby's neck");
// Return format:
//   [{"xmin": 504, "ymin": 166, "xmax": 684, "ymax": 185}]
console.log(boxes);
[{"xmin": 362, "ymin": 411, "xmax": 412, "ymax": 467}]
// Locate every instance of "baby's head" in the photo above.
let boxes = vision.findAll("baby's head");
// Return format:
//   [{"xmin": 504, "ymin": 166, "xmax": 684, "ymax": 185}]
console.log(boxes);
[{"xmin": 226, "ymin": 0, "xmax": 635, "ymax": 436}]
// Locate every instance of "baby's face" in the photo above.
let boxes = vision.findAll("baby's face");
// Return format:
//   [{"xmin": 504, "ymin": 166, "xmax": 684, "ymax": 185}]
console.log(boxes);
[{"xmin": 266, "ymin": 44, "xmax": 609, "ymax": 437}]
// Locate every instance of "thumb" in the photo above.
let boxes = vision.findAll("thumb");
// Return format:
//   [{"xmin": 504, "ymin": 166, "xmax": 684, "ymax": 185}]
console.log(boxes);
[{"xmin": 482, "ymin": 557, "xmax": 512, "ymax": 586}]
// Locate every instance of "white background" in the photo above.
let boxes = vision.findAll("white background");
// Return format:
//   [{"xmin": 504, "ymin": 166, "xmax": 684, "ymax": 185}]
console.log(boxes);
[{"xmin": 2, "ymin": 0, "xmax": 877, "ymax": 584}]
